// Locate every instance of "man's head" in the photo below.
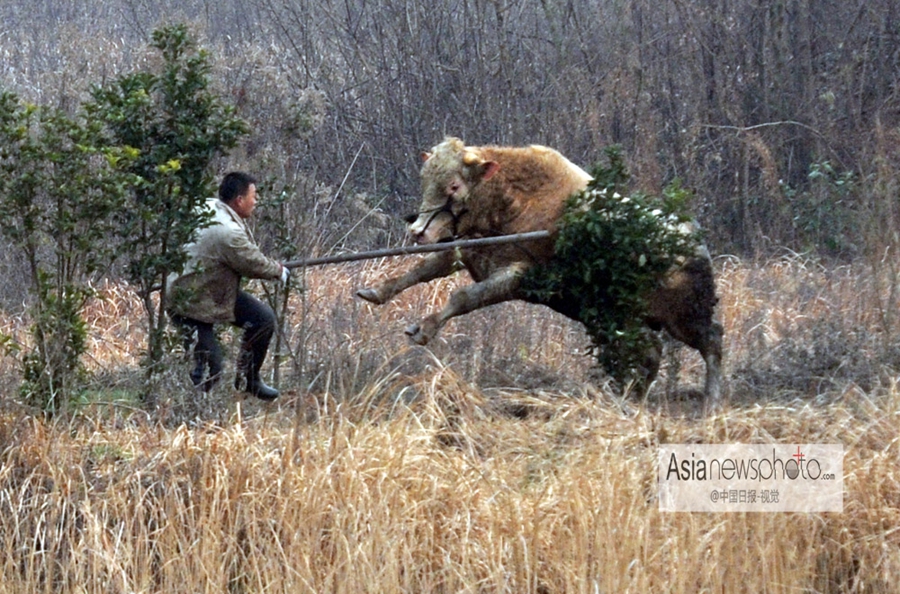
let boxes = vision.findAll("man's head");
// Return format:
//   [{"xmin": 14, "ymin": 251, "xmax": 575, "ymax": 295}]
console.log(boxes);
[{"xmin": 219, "ymin": 171, "xmax": 258, "ymax": 219}]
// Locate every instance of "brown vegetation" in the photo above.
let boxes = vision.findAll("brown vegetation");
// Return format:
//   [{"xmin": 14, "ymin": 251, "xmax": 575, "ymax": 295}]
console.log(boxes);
[
  {"xmin": 2, "ymin": 0, "xmax": 899, "ymax": 259},
  {"xmin": 1, "ymin": 1, "xmax": 899, "ymax": 590},
  {"xmin": 0, "ymin": 258, "xmax": 896, "ymax": 591}
]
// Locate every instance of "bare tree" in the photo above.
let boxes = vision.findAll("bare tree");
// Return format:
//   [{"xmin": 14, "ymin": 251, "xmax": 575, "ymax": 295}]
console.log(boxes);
[{"xmin": 1, "ymin": 0, "xmax": 899, "ymax": 257}]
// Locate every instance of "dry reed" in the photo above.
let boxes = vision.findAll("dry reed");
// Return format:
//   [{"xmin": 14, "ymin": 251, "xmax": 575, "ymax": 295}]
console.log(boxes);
[{"xmin": 0, "ymin": 256, "xmax": 897, "ymax": 592}]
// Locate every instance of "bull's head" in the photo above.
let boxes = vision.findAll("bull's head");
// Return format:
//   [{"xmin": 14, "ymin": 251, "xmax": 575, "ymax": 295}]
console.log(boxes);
[{"xmin": 406, "ymin": 137, "xmax": 500, "ymax": 244}]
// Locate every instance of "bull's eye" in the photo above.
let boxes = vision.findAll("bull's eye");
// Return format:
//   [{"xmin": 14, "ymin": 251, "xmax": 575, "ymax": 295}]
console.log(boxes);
[{"xmin": 448, "ymin": 182, "xmax": 461, "ymax": 196}]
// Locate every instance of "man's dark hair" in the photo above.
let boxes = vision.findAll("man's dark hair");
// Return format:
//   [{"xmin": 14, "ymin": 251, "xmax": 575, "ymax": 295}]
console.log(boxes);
[{"xmin": 219, "ymin": 171, "xmax": 257, "ymax": 203}]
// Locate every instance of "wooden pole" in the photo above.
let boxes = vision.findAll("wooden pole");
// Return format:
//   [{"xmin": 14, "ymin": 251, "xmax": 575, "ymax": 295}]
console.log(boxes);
[{"xmin": 282, "ymin": 230, "xmax": 551, "ymax": 269}]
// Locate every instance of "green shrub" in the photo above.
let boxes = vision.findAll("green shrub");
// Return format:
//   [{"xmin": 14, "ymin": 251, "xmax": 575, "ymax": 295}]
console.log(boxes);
[
  {"xmin": 88, "ymin": 24, "xmax": 248, "ymax": 392},
  {"xmin": 522, "ymin": 147, "xmax": 702, "ymax": 389},
  {"xmin": 781, "ymin": 160, "xmax": 859, "ymax": 257},
  {"xmin": 0, "ymin": 93, "xmax": 136, "ymax": 413}
]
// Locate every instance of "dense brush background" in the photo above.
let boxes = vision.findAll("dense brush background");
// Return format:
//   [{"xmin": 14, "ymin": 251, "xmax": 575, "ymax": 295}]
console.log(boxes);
[{"xmin": 1, "ymin": 1, "xmax": 900, "ymax": 592}]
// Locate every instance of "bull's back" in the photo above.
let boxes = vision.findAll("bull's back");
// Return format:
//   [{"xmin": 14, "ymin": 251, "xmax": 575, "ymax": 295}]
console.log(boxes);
[
  {"xmin": 479, "ymin": 144, "xmax": 590, "ymax": 235},
  {"xmin": 459, "ymin": 145, "xmax": 591, "ymax": 278}
]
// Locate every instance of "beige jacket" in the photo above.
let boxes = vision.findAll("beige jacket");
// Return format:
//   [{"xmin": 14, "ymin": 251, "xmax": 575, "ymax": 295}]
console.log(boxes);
[{"xmin": 167, "ymin": 198, "xmax": 282, "ymax": 324}]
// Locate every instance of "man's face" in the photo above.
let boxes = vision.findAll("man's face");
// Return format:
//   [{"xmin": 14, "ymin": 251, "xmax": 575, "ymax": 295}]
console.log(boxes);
[{"xmin": 232, "ymin": 183, "xmax": 258, "ymax": 219}]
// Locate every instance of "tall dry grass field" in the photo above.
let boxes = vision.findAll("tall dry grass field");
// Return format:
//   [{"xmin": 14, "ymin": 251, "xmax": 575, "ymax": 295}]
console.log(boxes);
[{"xmin": 0, "ymin": 256, "xmax": 898, "ymax": 593}]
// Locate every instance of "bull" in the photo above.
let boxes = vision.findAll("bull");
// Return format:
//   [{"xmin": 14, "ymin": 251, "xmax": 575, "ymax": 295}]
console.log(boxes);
[{"xmin": 356, "ymin": 137, "xmax": 723, "ymax": 407}]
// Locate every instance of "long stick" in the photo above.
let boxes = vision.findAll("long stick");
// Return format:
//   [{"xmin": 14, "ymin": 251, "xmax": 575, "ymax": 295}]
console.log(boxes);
[{"xmin": 283, "ymin": 230, "xmax": 551, "ymax": 269}]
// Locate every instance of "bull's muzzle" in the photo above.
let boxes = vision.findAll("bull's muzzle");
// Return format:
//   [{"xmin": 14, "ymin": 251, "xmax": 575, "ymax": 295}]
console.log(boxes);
[{"xmin": 406, "ymin": 201, "xmax": 459, "ymax": 244}]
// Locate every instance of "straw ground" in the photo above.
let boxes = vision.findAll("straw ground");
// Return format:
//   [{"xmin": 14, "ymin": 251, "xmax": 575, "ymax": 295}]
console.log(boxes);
[{"xmin": 0, "ymin": 256, "xmax": 897, "ymax": 592}]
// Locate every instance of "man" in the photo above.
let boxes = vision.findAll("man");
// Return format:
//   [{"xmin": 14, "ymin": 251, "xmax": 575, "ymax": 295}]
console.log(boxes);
[{"xmin": 167, "ymin": 171, "xmax": 289, "ymax": 401}]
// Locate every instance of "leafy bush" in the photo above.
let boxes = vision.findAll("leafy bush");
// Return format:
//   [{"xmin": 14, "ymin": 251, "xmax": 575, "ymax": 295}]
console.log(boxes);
[
  {"xmin": 0, "ymin": 25, "xmax": 251, "ymax": 412},
  {"xmin": 0, "ymin": 93, "xmax": 136, "ymax": 413},
  {"xmin": 88, "ymin": 24, "xmax": 248, "ymax": 389},
  {"xmin": 522, "ymin": 147, "xmax": 702, "ymax": 389},
  {"xmin": 782, "ymin": 160, "xmax": 859, "ymax": 257}
]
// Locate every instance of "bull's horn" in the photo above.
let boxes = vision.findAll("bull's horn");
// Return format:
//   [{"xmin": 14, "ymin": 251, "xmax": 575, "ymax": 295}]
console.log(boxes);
[{"xmin": 463, "ymin": 151, "xmax": 481, "ymax": 166}]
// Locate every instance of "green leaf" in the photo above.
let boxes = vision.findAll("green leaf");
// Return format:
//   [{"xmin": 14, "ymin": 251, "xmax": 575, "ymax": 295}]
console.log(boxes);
[{"xmin": 522, "ymin": 148, "xmax": 701, "ymax": 388}]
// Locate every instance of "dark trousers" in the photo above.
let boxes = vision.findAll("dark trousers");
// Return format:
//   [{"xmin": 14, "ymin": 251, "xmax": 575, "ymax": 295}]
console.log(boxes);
[{"xmin": 171, "ymin": 291, "xmax": 276, "ymax": 391}]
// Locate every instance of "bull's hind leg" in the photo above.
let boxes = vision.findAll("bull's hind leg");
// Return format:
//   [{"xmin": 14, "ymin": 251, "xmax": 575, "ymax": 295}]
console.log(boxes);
[
  {"xmin": 405, "ymin": 264, "xmax": 526, "ymax": 345},
  {"xmin": 648, "ymin": 256, "xmax": 724, "ymax": 411},
  {"xmin": 356, "ymin": 251, "xmax": 457, "ymax": 305},
  {"xmin": 634, "ymin": 330, "xmax": 663, "ymax": 397},
  {"xmin": 658, "ymin": 314, "xmax": 723, "ymax": 411},
  {"xmin": 701, "ymin": 322, "xmax": 724, "ymax": 411}
]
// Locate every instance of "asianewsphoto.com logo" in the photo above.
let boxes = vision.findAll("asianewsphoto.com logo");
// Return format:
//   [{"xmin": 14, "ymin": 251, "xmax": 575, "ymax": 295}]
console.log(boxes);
[
  {"xmin": 665, "ymin": 446, "xmax": 834, "ymax": 482},
  {"xmin": 658, "ymin": 444, "xmax": 843, "ymax": 512}
]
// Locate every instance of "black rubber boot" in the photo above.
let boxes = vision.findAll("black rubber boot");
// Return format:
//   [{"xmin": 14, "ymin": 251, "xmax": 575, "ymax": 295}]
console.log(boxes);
[
  {"xmin": 233, "ymin": 346, "xmax": 251, "ymax": 391},
  {"xmin": 191, "ymin": 348, "xmax": 221, "ymax": 392},
  {"xmin": 234, "ymin": 348, "xmax": 279, "ymax": 400},
  {"xmin": 233, "ymin": 293, "xmax": 279, "ymax": 401},
  {"xmin": 174, "ymin": 314, "xmax": 223, "ymax": 393},
  {"xmin": 242, "ymin": 362, "xmax": 279, "ymax": 400},
  {"xmin": 245, "ymin": 377, "xmax": 280, "ymax": 401}
]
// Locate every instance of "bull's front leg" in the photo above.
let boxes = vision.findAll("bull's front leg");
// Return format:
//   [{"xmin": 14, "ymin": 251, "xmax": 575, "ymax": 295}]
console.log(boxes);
[
  {"xmin": 356, "ymin": 251, "xmax": 458, "ymax": 305},
  {"xmin": 405, "ymin": 264, "xmax": 527, "ymax": 345}
]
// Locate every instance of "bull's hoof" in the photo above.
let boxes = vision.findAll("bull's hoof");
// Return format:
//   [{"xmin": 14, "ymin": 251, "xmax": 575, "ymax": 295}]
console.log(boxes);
[
  {"xmin": 355, "ymin": 288, "xmax": 384, "ymax": 305},
  {"xmin": 404, "ymin": 323, "xmax": 429, "ymax": 345}
]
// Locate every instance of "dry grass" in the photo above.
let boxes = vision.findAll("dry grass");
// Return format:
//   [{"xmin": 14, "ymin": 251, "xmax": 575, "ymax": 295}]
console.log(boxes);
[{"xmin": 0, "ymin": 256, "xmax": 898, "ymax": 592}]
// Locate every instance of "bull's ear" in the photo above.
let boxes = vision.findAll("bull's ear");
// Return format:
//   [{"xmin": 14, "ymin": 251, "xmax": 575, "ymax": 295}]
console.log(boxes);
[
  {"xmin": 421, "ymin": 151, "xmax": 432, "ymax": 162},
  {"xmin": 481, "ymin": 161, "xmax": 500, "ymax": 181}
]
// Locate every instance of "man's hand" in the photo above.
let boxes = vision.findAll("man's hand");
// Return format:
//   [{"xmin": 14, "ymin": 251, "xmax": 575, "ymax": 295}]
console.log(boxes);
[{"xmin": 280, "ymin": 265, "xmax": 290, "ymax": 285}]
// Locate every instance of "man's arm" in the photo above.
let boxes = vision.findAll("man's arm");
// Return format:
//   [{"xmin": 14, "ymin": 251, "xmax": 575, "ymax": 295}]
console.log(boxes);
[{"xmin": 220, "ymin": 228, "xmax": 283, "ymax": 281}]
